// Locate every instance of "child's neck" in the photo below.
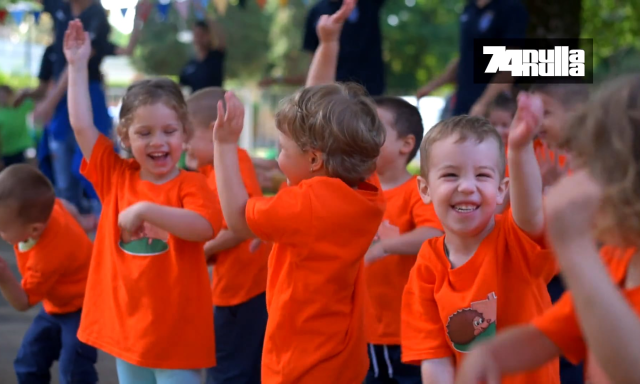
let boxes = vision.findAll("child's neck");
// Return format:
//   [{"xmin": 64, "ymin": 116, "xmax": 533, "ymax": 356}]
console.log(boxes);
[
  {"xmin": 377, "ymin": 163, "xmax": 412, "ymax": 191},
  {"xmin": 444, "ymin": 217, "xmax": 496, "ymax": 268}
]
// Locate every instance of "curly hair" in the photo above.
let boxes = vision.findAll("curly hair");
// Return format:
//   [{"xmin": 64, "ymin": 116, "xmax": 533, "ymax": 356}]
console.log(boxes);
[
  {"xmin": 560, "ymin": 73, "xmax": 640, "ymax": 248},
  {"xmin": 117, "ymin": 78, "xmax": 191, "ymax": 145},
  {"xmin": 275, "ymin": 83, "xmax": 385, "ymax": 186}
]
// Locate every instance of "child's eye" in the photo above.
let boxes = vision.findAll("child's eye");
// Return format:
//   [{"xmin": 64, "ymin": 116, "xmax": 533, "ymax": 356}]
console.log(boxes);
[
  {"xmin": 441, "ymin": 173, "xmax": 457, "ymax": 178},
  {"xmin": 165, "ymin": 129, "xmax": 178, "ymax": 135},
  {"xmin": 137, "ymin": 131, "xmax": 150, "ymax": 137},
  {"xmin": 477, "ymin": 173, "xmax": 492, "ymax": 178}
]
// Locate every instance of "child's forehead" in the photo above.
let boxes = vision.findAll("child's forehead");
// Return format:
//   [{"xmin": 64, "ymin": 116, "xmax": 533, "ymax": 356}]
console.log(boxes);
[{"xmin": 429, "ymin": 135, "xmax": 501, "ymax": 167}]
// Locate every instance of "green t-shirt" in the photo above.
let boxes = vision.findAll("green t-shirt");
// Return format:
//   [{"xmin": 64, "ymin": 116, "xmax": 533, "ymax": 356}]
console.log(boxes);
[{"xmin": 0, "ymin": 100, "xmax": 35, "ymax": 156}]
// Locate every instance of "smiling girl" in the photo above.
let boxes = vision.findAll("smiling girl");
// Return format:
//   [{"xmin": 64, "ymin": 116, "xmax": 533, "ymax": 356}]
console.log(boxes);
[{"xmin": 64, "ymin": 20, "xmax": 222, "ymax": 384}]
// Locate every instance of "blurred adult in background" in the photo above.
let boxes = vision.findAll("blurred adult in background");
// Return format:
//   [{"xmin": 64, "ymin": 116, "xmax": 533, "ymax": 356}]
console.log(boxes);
[
  {"xmin": 179, "ymin": 19, "xmax": 226, "ymax": 93},
  {"xmin": 416, "ymin": 0, "xmax": 528, "ymax": 116},
  {"xmin": 260, "ymin": 0, "xmax": 386, "ymax": 97},
  {"xmin": 32, "ymin": 0, "xmax": 147, "ymax": 215}
]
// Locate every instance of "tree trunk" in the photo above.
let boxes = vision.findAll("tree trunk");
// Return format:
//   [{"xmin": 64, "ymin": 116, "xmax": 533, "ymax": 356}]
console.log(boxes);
[{"xmin": 522, "ymin": 0, "xmax": 582, "ymax": 38}]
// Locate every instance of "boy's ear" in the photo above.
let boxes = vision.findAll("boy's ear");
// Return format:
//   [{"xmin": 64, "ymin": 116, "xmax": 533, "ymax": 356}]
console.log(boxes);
[
  {"xmin": 28, "ymin": 222, "xmax": 46, "ymax": 239},
  {"xmin": 417, "ymin": 175, "xmax": 432, "ymax": 204},
  {"xmin": 400, "ymin": 134, "xmax": 416, "ymax": 156},
  {"xmin": 308, "ymin": 150, "xmax": 324, "ymax": 172},
  {"xmin": 496, "ymin": 177, "xmax": 510, "ymax": 205}
]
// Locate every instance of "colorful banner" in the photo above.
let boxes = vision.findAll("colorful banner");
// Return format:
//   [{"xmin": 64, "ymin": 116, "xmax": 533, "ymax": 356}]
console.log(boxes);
[
  {"xmin": 174, "ymin": 0, "xmax": 189, "ymax": 20},
  {"xmin": 156, "ymin": 2, "xmax": 171, "ymax": 21},
  {"xmin": 10, "ymin": 9, "xmax": 24, "ymax": 25},
  {"xmin": 120, "ymin": 8, "xmax": 128, "ymax": 17},
  {"xmin": 32, "ymin": 10, "xmax": 41, "ymax": 24}
]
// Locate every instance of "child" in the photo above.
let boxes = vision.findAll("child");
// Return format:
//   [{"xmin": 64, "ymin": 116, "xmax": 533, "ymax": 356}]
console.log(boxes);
[
  {"xmin": 454, "ymin": 74, "xmax": 640, "ymax": 384},
  {"xmin": 212, "ymin": 83, "xmax": 386, "ymax": 383},
  {"xmin": 486, "ymin": 92, "xmax": 516, "ymax": 147},
  {"xmin": 0, "ymin": 164, "xmax": 97, "ymax": 383},
  {"xmin": 186, "ymin": 87, "xmax": 269, "ymax": 384},
  {"xmin": 401, "ymin": 95, "xmax": 559, "ymax": 384},
  {"xmin": 363, "ymin": 96, "xmax": 444, "ymax": 384},
  {"xmin": 0, "ymin": 85, "xmax": 35, "ymax": 167},
  {"xmin": 64, "ymin": 20, "xmax": 221, "ymax": 383}
]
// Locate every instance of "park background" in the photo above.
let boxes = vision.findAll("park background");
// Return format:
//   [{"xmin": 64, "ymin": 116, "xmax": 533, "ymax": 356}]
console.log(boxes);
[{"xmin": 0, "ymin": 0, "xmax": 638, "ymax": 382}]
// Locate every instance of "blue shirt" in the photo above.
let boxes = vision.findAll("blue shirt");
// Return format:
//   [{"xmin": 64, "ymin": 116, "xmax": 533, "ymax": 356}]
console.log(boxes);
[
  {"xmin": 303, "ymin": 0, "xmax": 386, "ymax": 96},
  {"xmin": 454, "ymin": 0, "xmax": 528, "ymax": 115}
]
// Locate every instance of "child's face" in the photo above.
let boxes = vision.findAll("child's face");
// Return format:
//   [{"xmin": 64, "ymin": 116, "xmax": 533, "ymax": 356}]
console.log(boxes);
[
  {"xmin": 185, "ymin": 123, "xmax": 213, "ymax": 169},
  {"xmin": 276, "ymin": 131, "xmax": 315, "ymax": 186},
  {"xmin": 376, "ymin": 107, "xmax": 413, "ymax": 173},
  {"xmin": 125, "ymin": 103, "xmax": 185, "ymax": 181},
  {"xmin": 487, "ymin": 108, "xmax": 513, "ymax": 145},
  {"xmin": 536, "ymin": 93, "xmax": 569, "ymax": 147},
  {"xmin": 419, "ymin": 135, "xmax": 508, "ymax": 236}
]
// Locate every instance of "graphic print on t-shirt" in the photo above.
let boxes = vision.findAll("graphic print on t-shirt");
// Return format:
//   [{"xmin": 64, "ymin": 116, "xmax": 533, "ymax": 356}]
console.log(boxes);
[
  {"xmin": 119, "ymin": 222, "xmax": 170, "ymax": 256},
  {"xmin": 446, "ymin": 292, "xmax": 497, "ymax": 352}
]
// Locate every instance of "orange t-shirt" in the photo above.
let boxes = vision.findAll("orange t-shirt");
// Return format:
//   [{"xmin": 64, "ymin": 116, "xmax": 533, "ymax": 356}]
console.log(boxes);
[
  {"xmin": 246, "ymin": 176, "xmax": 385, "ymax": 384},
  {"xmin": 77, "ymin": 134, "xmax": 222, "ymax": 369},
  {"xmin": 15, "ymin": 199, "xmax": 92, "ymax": 315},
  {"xmin": 202, "ymin": 149, "xmax": 269, "ymax": 306},
  {"xmin": 401, "ymin": 213, "xmax": 559, "ymax": 384},
  {"xmin": 533, "ymin": 246, "xmax": 639, "ymax": 384},
  {"xmin": 365, "ymin": 176, "xmax": 442, "ymax": 345}
]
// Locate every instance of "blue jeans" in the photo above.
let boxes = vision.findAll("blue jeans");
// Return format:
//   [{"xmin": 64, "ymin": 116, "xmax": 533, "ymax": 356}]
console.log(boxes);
[
  {"xmin": 206, "ymin": 292, "xmax": 268, "ymax": 384},
  {"xmin": 115, "ymin": 358, "xmax": 202, "ymax": 384},
  {"xmin": 14, "ymin": 308, "xmax": 98, "ymax": 384},
  {"xmin": 48, "ymin": 81, "xmax": 111, "ymax": 215}
]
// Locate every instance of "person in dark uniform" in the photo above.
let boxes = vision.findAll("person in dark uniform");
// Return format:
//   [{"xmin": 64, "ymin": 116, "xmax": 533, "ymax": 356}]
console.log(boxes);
[
  {"xmin": 260, "ymin": 0, "xmax": 386, "ymax": 97},
  {"xmin": 416, "ymin": 0, "xmax": 528, "ymax": 116},
  {"xmin": 179, "ymin": 19, "xmax": 226, "ymax": 93}
]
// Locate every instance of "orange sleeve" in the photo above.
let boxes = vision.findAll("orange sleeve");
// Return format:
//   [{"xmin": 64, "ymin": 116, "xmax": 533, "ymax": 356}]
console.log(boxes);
[
  {"xmin": 20, "ymin": 250, "xmax": 64, "ymax": 307},
  {"xmin": 245, "ymin": 186, "xmax": 309, "ymax": 244},
  {"xmin": 401, "ymin": 250, "xmax": 452, "ymax": 364},
  {"xmin": 238, "ymin": 151, "xmax": 263, "ymax": 198},
  {"xmin": 410, "ymin": 190, "xmax": 443, "ymax": 231},
  {"xmin": 181, "ymin": 173, "xmax": 224, "ymax": 237},
  {"xmin": 532, "ymin": 292, "xmax": 586, "ymax": 365},
  {"xmin": 80, "ymin": 134, "xmax": 125, "ymax": 200},
  {"xmin": 503, "ymin": 212, "xmax": 557, "ymax": 282}
]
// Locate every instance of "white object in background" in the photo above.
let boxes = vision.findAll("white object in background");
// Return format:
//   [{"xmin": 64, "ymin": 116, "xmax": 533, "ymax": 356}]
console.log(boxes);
[{"xmin": 401, "ymin": 96, "xmax": 446, "ymax": 134}]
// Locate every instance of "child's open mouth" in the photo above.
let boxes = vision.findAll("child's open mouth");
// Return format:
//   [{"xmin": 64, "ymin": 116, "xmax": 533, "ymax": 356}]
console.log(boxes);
[
  {"xmin": 148, "ymin": 152, "xmax": 170, "ymax": 163},
  {"xmin": 452, "ymin": 204, "xmax": 479, "ymax": 213}
]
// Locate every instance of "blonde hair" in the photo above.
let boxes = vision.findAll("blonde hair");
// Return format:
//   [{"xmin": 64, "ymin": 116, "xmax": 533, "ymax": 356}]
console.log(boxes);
[
  {"xmin": 117, "ymin": 78, "xmax": 191, "ymax": 143},
  {"xmin": 275, "ymin": 83, "xmax": 385, "ymax": 186},
  {"xmin": 420, "ymin": 115, "xmax": 505, "ymax": 179},
  {"xmin": 187, "ymin": 87, "xmax": 227, "ymax": 129},
  {"xmin": 561, "ymin": 73, "xmax": 640, "ymax": 248}
]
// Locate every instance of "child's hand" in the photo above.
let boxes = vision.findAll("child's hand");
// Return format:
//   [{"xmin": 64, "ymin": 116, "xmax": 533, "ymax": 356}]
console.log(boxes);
[
  {"xmin": 544, "ymin": 169, "xmax": 602, "ymax": 249},
  {"xmin": 213, "ymin": 92, "xmax": 245, "ymax": 144},
  {"xmin": 508, "ymin": 92, "xmax": 543, "ymax": 151},
  {"xmin": 63, "ymin": 19, "xmax": 92, "ymax": 67},
  {"xmin": 316, "ymin": 0, "xmax": 357, "ymax": 44},
  {"xmin": 118, "ymin": 202, "xmax": 150, "ymax": 236},
  {"xmin": 249, "ymin": 238, "xmax": 263, "ymax": 253},
  {"xmin": 454, "ymin": 347, "xmax": 501, "ymax": 384},
  {"xmin": 365, "ymin": 242, "xmax": 387, "ymax": 265}
]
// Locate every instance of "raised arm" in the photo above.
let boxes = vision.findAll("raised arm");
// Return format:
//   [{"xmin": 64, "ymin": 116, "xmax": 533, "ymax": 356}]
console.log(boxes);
[
  {"xmin": 305, "ymin": 0, "xmax": 356, "ymax": 87},
  {"xmin": 506, "ymin": 92, "xmax": 544, "ymax": 238},
  {"xmin": 213, "ymin": 92, "xmax": 255, "ymax": 239},
  {"xmin": 64, "ymin": 20, "xmax": 100, "ymax": 161}
]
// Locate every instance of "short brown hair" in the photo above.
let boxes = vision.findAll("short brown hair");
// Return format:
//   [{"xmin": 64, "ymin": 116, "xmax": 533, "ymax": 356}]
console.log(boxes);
[
  {"xmin": 530, "ymin": 84, "xmax": 590, "ymax": 109},
  {"xmin": 187, "ymin": 87, "xmax": 227, "ymax": 129},
  {"xmin": 560, "ymin": 73, "xmax": 640, "ymax": 248},
  {"xmin": 275, "ymin": 83, "xmax": 385, "ymax": 186},
  {"xmin": 420, "ymin": 115, "xmax": 505, "ymax": 179},
  {"xmin": 487, "ymin": 92, "xmax": 516, "ymax": 116},
  {"xmin": 117, "ymin": 78, "xmax": 190, "ymax": 142},
  {"xmin": 373, "ymin": 96, "xmax": 424, "ymax": 163},
  {"xmin": 0, "ymin": 164, "xmax": 56, "ymax": 224}
]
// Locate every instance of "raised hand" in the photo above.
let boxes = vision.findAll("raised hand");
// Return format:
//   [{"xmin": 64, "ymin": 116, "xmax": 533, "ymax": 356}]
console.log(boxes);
[
  {"xmin": 508, "ymin": 92, "xmax": 543, "ymax": 150},
  {"xmin": 212, "ymin": 92, "xmax": 245, "ymax": 144},
  {"xmin": 63, "ymin": 19, "xmax": 92, "ymax": 67},
  {"xmin": 544, "ymin": 169, "xmax": 602, "ymax": 250},
  {"xmin": 316, "ymin": 0, "xmax": 357, "ymax": 44},
  {"xmin": 537, "ymin": 145, "xmax": 570, "ymax": 192}
]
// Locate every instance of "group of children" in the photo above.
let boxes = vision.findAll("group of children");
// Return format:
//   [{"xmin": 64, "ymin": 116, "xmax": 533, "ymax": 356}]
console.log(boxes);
[{"xmin": 0, "ymin": 1, "xmax": 639, "ymax": 383}]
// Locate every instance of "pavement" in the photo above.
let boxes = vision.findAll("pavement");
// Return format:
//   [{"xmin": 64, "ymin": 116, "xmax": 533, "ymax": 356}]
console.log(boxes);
[{"xmin": 0, "ymin": 239, "xmax": 119, "ymax": 384}]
